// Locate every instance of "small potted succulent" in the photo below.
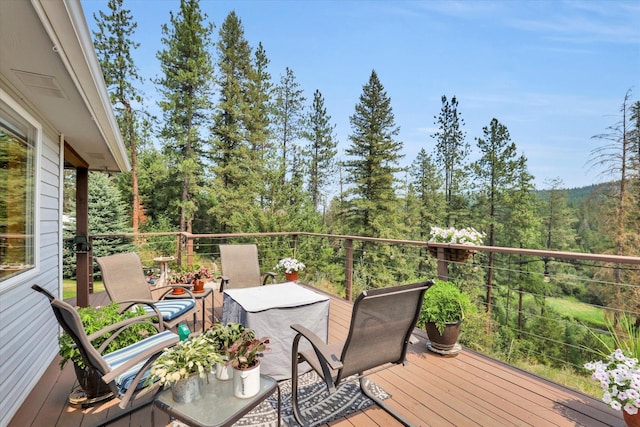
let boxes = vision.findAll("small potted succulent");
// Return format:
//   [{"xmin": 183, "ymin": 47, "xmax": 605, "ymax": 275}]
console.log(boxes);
[
  {"xmin": 225, "ymin": 329, "xmax": 270, "ymax": 398},
  {"xmin": 147, "ymin": 334, "xmax": 222, "ymax": 403},
  {"xmin": 417, "ymin": 279, "xmax": 475, "ymax": 356},
  {"xmin": 275, "ymin": 257, "xmax": 305, "ymax": 281}
]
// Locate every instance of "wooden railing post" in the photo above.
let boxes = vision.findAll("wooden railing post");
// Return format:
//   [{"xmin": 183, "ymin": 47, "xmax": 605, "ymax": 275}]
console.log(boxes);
[
  {"xmin": 436, "ymin": 247, "xmax": 448, "ymax": 281},
  {"xmin": 186, "ymin": 234, "xmax": 194, "ymax": 268},
  {"xmin": 176, "ymin": 234, "xmax": 182, "ymax": 267},
  {"xmin": 345, "ymin": 239, "xmax": 353, "ymax": 301},
  {"xmin": 291, "ymin": 234, "xmax": 298, "ymax": 255}
]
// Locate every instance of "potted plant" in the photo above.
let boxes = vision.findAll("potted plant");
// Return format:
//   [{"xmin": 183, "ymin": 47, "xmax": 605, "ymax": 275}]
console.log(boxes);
[
  {"xmin": 168, "ymin": 264, "xmax": 214, "ymax": 294},
  {"xmin": 203, "ymin": 322, "xmax": 248, "ymax": 380},
  {"xmin": 275, "ymin": 257, "xmax": 305, "ymax": 281},
  {"xmin": 58, "ymin": 302, "xmax": 158, "ymax": 404},
  {"xmin": 417, "ymin": 279, "xmax": 475, "ymax": 356},
  {"xmin": 428, "ymin": 226, "xmax": 485, "ymax": 262},
  {"xmin": 225, "ymin": 329, "xmax": 270, "ymax": 398},
  {"xmin": 584, "ymin": 314, "xmax": 639, "ymax": 426},
  {"xmin": 146, "ymin": 334, "xmax": 222, "ymax": 403},
  {"xmin": 584, "ymin": 349, "xmax": 640, "ymax": 425}
]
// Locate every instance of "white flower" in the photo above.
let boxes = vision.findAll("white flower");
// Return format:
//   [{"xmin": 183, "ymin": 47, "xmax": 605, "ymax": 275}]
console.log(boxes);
[
  {"xmin": 428, "ymin": 226, "xmax": 485, "ymax": 246},
  {"xmin": 275, "ymin": 257, "xmax": 305, "ymax": 274},
  {"xmin": 585, "ymin": 349, "xmax": 640, "ymax": 415}
]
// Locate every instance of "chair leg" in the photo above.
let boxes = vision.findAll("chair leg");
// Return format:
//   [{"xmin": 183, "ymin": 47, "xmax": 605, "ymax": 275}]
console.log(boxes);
[
  {"xmin": 291, "ymin": 335, "xmax": 307, "ymax": 426},
  {"xmin": 359, "ymin": 377, "xmax": 414, "ymax": 427}
]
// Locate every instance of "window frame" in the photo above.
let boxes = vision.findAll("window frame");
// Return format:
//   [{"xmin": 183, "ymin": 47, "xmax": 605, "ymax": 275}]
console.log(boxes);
[{"xmin": 0, "ymin": 89, "xmax": 41, "ymax": 291}]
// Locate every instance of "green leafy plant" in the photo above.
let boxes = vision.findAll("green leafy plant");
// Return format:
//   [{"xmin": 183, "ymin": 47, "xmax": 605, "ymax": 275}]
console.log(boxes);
[
  {"xmin": 417, "ymin": 279, "xmax": 475, "ymax": 334},
  {"xmin": 58, "ymin": 302, "xmax": 157, "ymax": 369},
  {"xmin": 168, "ymin": 264, "xmax": 215, "ymax": 284},
  {"xmin": 225, "ymin": 330, "xmax": 270, "ymax": 370},
  {"xmin": 203, "ymin": 322, "xmax": 249, "ymax": 362},
  {"xmin": 147, "ymin": 334, "xmax": 222, "ymax": 386}
]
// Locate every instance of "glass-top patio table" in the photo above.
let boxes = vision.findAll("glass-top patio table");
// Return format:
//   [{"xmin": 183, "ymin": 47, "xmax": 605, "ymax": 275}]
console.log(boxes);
[{"xmin": 153, "ymin": 374, "xmax": 280, "ymax": 427}]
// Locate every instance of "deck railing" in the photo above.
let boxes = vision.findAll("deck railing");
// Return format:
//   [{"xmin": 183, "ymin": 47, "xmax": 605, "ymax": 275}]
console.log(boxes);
[{"xmin": 67, "ymin": 231, "xmax": 640, "ymax": 394}]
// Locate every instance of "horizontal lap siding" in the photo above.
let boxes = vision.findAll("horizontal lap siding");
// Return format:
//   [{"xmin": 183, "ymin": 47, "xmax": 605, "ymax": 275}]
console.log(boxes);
[{"xmin": 0, "ymin": 126, "xmax": 61, "ymax": 427}]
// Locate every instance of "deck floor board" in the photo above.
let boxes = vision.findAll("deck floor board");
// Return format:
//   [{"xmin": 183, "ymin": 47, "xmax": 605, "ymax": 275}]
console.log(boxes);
[{"xmin": 9, "ymin": 287, "xmax": 625, "ymax": 427}]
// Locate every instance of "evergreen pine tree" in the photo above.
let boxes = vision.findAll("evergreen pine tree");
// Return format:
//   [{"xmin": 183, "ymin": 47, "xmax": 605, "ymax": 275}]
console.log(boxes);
[
  {"xmin": 155, "ymin": 0, "xmax": 214, "ymax": 233},
  {"xmin": 273, "ymin": 67, "xmax": 306, "ymax": 185},
  {"xmin": 303, "ymin": 89, "xmax": 338, "ymax": 211},
  {"xmin": 209, "ymin": 11, "xmax": 258, "ymax": 232},
  {"xmin": 471, "ymin": 118, "xmax": 526, "ymax": 316},
  {"xmin": 92, "ymin": 0, "xmax": 147, "ymax": 232},
  {"xmin": 432, "ymin": 95, "xmax": 470, "ymax": 226},
  {"xmin": 344, "ymin": 70, "xmax": 404, "ymax": 238}
]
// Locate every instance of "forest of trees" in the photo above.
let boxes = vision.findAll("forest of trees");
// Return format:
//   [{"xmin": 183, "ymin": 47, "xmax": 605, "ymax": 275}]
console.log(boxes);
[{"xmin": 64, "ymin": 0, "xmax": 640, "ymax": 385}]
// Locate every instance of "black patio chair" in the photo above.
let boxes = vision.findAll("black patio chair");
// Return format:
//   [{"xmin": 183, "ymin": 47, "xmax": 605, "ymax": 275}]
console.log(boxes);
[{"xmin": 290, "ymin": 280, "xmax": 434, "ymax": 426}]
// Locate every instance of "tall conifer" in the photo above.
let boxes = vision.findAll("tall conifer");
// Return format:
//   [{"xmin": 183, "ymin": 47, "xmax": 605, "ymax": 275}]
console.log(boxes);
[
  {"xmin": 155, "ymin": 0, "xmax": 214, "ymax": 233},
  {"xmin": 344, "ymin": 70, "xmax": 403, "ymax": 237}
]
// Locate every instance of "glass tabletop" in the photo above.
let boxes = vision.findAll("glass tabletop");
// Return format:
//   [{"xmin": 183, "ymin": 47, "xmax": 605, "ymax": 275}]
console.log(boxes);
[{"xmin": 154, "ymin": 374, "xmax": 279, "ymax": 427}]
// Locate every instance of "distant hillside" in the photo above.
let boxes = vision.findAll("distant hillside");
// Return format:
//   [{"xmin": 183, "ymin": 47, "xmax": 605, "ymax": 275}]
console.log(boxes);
[{"xmin": 535, "ymin": 182, "xmax": 614, "ymax": 206}]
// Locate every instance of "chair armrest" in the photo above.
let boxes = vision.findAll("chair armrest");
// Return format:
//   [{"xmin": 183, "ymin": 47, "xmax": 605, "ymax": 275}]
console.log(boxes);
[
  {"xmin": 291, "ymin": 324, "xmax": 343, "ymax": 371},
  {"xmin": 87, "ymin": 312, "xmax": 160, "ymax": 344},
  {"xmin": 262, "ymin": 272, "xmax": 276, "ymax": 285},
  {"xmin": 91, "ymin": 314, "xmax": 162, "ymax": 354},
  {"xmin": 112, "ymin": 299, "xmax": 166, "ymax": 331}
]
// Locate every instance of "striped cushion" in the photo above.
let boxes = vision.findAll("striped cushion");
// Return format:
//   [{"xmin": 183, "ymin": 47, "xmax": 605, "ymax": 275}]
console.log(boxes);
[
  {"xmin": 143, "ymin": 299, "xmax": 195, "ymax": 321},
  {"xmin": 103, "ymin": 330, "xmax": 178, "ymax": 394}
]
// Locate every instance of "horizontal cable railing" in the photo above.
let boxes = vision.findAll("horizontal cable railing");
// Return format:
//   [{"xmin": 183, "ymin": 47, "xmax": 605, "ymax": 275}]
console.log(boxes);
[{"xmin": 66, "ymin": 231, "xmax": 640, "ymax": 395}]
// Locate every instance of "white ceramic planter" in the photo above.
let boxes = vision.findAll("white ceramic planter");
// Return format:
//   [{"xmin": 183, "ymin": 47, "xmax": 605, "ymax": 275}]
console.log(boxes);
[
  {"xmin": 215, "ymin": 362, "xmax": 234, "ymax": 381},
  {"xmin": 233, "ymin": 363, "xmax": 260, "ymax": 398}
]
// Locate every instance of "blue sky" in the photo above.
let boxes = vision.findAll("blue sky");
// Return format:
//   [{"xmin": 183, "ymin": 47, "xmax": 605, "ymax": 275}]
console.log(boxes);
[{"xmin": 81, "ymin": 0, "xmax": 640, "ymax": 190}]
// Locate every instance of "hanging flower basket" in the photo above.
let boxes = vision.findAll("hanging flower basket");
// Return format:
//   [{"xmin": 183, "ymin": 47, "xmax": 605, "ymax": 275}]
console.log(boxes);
[
  {"xmin": 428, "ymin": 247, "xmax": 474, "ymax": 262},
  {"xmin": 427, "ymin": 226, "xmax": 483, "ymax": 262}
]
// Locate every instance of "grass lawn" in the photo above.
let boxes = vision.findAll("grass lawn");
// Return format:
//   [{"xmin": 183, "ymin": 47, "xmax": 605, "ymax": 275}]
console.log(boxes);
[
  {"xmin": 62, "ymin": 279, "xmax": 105, "ymax": 300},
  {"xmin": 545, "ymin": 296, "xmax": 606, "ymax": 327}
]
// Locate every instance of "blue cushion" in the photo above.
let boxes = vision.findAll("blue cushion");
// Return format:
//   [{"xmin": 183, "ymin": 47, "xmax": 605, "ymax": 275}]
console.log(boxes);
[
  {"xmin": 143, "ymin": 299, "xmax": 195, "ymax": 321},
  {"xmin": 103, "ymin": 330, "xmax": 177, "ymax": 394}
]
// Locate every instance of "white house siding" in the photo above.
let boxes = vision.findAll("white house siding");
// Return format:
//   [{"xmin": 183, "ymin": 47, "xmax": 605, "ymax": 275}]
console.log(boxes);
[{"xmin": 0, "ymin": 107, "xmax": 62, "ymax": 427}]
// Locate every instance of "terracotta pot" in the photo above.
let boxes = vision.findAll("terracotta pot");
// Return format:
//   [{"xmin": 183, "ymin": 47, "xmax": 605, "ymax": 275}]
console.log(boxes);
[
  {"xmin": 171, "ymin": 286, "xmax": 186, "ymax": 295},
  {"xmin": 623, "ymin": 410, "xmax": 640, "ymax": 427},
  {"xmin": 193, "ymin": 279, "xmax": 205, "ymax": 293},
  {"xmin": 285, "ymin": 271, "xmax": 299, "ymax": 282},
  {"xmin": 425, "ymin": 320, "xmax": 462, "ymax": 352}
]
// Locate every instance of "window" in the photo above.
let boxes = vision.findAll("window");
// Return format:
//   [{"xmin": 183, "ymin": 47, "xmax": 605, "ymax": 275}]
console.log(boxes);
[{"xmin": 0, "ymin": 97, "xmax": 38, "ymax": 282}]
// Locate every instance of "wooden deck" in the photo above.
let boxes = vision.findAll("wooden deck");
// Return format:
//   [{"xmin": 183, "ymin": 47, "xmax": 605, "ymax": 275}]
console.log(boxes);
[{"xmin": 9, "ymin": 286, "xmax": 626, "ymax": 427}]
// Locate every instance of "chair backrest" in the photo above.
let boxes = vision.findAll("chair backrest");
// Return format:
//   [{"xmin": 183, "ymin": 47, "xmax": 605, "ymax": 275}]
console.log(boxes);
[
  {"xmin": 219, "ymin": 244, "xmax": 262, "ymax": 288},
  {"xmin": 97, "ymin": 252, "xmax": 153, "ymax": 302},
  {"xmin": 32, "ymin": 285, "xmax": 112, "ymax": 379},
  {"xmin": 338, "ymin": 280, "xmax": 433, "ymax": 380}
]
